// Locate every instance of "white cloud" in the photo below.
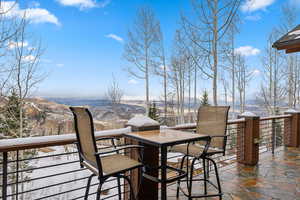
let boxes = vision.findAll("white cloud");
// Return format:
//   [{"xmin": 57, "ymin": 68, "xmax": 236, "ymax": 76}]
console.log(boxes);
[
  {"xmin": 252, "ymin": 69, "xmax": 260, "ymax": 75},
  {"xmin": 106, "ymin": 34, "xmax": 124, "ymax": 43},
  {"xmin": 235, "ymin": 46, "xmax": 260, "ymax": 56},
  {"xmin": 7, "ymin": 41, "xmax": 29, "ymax": 49},
  {"xmin": 241, "ymin": 0, "xmax": 275, "ymax": 12},
  {"xmin": 0, "ymin": 1, "xmax": 60, "ymax": 25},
  {"xmin": 56, "ymin": 0, "xmax": 110, "ymax": 10},
  {"xmin": 56, "ymin": 63, "xmax": 64, "ymax": 67},
  {"xmin": 22, "ymin": 55, "xmax": 36, "ymax": 62},
  {"xmin": 128, "ymin": 79, "xmax": 138, "ymax": 84}
]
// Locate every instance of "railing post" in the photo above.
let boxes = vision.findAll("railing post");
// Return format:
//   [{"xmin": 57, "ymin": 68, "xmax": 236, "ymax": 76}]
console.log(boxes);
[
  {"xmin": 125, "ymin": 116, "xmax": 160, "ymax": 200},
  {"xmin": 284, "ymin": 109, "xmax": 300, "ymax": 147},
  {"xmin": 237, "ymin": 112, "xmax": 260, "ymax": 166},
  {"xmin": 2, "ymin": 152, "xmax": 8, "ymax": 200},
  {"xmin": 271, "ymin": 118, "xmax": 276, "ymax": 154}
]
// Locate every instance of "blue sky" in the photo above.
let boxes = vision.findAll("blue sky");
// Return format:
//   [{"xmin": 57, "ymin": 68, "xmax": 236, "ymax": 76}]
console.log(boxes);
[{"xmin": 4, "ymin": 0, "xmax": 300, "ymax": 99}]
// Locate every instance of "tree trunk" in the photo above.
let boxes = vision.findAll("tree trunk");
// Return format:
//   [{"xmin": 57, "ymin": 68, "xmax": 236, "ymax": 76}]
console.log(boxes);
[
  {"xmin": 194, "ymin": 67, "xmax": 197, "ymax": 115},
  {"xmin": 232, "ymin": 37, "xmax": 235, "ymax": 114},
  {"xmin": 145, "ymin": 50, "xmax": 150, "ymax": 113},
  {"xmin": 212, "ymin": 0, "xmax": 218, "ymax": 106},
  {"xmin": 163, "ymin": 63, "xmax": 167, "ymax": 122}
]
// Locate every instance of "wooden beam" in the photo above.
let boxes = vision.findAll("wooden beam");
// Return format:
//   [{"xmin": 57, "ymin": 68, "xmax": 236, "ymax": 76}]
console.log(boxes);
[
  {"xmin": 276, "ymin": 42, "xmax": 300, "ymax": 50},
  {"xmin": 286, "ymin": 47, "xmax": 300, "ymax": 53}
]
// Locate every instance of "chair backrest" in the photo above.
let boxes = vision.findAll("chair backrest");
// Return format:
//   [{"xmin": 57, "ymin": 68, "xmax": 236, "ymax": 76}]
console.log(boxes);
[
  {"xmin": 196, "ymin": 106, "xmax": 230, "ymax": 150},
  {"xmin": 70, "ymin": 107, "xmax": 101, "ymax": 173}
]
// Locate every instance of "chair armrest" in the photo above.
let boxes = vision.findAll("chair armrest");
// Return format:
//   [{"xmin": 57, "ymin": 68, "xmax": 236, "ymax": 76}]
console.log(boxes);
[
  {"xmin": 186, "ymin": 136, "xmax": 211, "ymax": 158},
  {"xmin": 95, "ymin": 137, "xmax": 119, "ymax": 141},
  {"xmin": 96, "ymin": 137, "xmax": 120, "ymax": 150},
  {"xmin": 210, "ymin": 135, "xmax": 227, "ymax": 156},
  {"xmin": 210, "ymin": 135, "xmax": 227, "ymax": 138},
  {"xmin": 95, "ymin": 145, "xmax": 144, "ymax": 156}
]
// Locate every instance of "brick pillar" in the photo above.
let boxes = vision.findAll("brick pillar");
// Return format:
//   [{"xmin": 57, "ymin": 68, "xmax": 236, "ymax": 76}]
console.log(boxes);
[
  {"xmin": 284, "ymin": 109, "xmax": 300, "ymax": 147},
  {"xmin": 237, "ymin": 112, "xmax": 260, "ymax": 166},
  {"xmin": 125, "ymin": 116, "xmax": 160, "ymax": 200}
]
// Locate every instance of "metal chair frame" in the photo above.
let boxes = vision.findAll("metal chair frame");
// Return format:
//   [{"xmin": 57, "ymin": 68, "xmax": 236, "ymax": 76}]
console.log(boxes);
[
  {"xmin": 176, "ymin": 106, "xmax": 230, "ymax": 200},
  {"xmin": 70, "ymin": 107, "xmax": 144, "ymax": 200}
]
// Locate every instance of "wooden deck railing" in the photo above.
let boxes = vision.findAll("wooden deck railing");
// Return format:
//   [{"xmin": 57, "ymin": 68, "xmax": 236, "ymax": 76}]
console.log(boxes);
[{"xmin": 0, "ymin": 113, "xmax": 299, "ymax": 200}]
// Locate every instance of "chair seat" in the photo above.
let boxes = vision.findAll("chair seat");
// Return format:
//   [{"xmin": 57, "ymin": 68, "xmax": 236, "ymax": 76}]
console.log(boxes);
[
  {"xmin": 83, "ymin": 154, "xmax": 142, "ymax": 176},
  {"xmin": 170, "ymin": 144, "xmax": 223, "ymax": 157}
]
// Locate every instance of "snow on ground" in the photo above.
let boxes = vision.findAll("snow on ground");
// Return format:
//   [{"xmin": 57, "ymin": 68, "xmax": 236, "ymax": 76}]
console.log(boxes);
[{"xmin": 20, "ymin": 145, "xmax": 120, "ymax": 200}]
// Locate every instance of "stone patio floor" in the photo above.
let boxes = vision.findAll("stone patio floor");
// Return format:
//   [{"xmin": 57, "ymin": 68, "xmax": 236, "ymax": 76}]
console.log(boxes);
[{"xmin": 166, "ymin": 147, "xmax": 300, "ymax": 200}]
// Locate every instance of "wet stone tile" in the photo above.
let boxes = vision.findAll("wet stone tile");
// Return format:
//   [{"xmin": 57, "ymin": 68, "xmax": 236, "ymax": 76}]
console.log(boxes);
[{"xmin": 168, "ymin": 148, "xmax": 300, "ymax": 200}]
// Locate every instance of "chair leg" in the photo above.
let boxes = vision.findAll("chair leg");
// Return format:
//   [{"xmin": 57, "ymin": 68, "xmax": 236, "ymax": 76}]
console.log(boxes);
[
  {"xmin": 117, "ymin": 177, "xmax": 122, "ymax": 200},
  {"xmin": 208, "ymin": 157, "xmax": 222, "ymax": 199},
  {"xmin": 206, "ymin": 158, "xmax": 210, "ymax": 179},
  {"xmin": 176, "ymin": 155, "xmax": 186, "ymax": 198},
  {"xmin": 185, "ymin": 156, "xmax": 190, "ymax": 190},
  {"xmin": 96, "ymin": 182, "xmax": 103, "ymax": 200},
  {"xmin": 123, "ymin": 175, "xmax": 136, "ymax": 200},
  {"xmin": 202, "ymin": 158, "xmax": 207, "ymax": 195},
  {"xmin": 188, "ymin": 158, "xmax": 196, "ymax": 200},
  {"xmin": 84, "ymin": 174, "xmax": 95, "ymax": 200}
]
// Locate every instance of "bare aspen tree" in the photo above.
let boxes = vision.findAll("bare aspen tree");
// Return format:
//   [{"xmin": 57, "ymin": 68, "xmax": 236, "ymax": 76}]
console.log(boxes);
[
  {"xmin": 169, "ymin": 30, "xmax": 189, "ymax": 124},
  {"xmin": 123, "ymin": 6, "xmax": 160, "ymax": 111},
  {"xmin": 235, "ymin": 54, "xmax": 252, "ymax": 113},
  {"xmin": 220, "ymin": 71, "xmax": 229, "ymax": 105},
  {"xmin": 222, "ymin": 15, "xmax": 240, "ymax": 113},
  {"xmin": 153, "ymin": 22, "xmax": 168, "ymax": 122},
  {"xmin": 181, "ymin": 0, "xmax": 241, "ymax": 105},
  {"xmin": 279, "ymin": 4, "xmax": 297, "ymax": 108},
  {"xmin": 8, "ymin": 18, "xmax": 45, "ymax": 200},
  {"xmin": 0, "ymin": 1, "xmax": 22, "ymax": 96},
  {"xmin": 260, "ymin": 30, "xmax": 285, "ymax": 114},
  {"xmin": 176, "ymin": 25, "xmax": 202, "ymax": 115},
  {"xmin": 106, "ymin": 75, "xmax": 124, "ymax": 107}
]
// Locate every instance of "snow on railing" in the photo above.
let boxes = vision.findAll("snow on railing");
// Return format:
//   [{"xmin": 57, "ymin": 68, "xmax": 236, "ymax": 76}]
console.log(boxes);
[
  {"xmin": 0, "ymin": 127, "xmax": 133, "ymax": 200},
  {"xmin": 168, "ymin": 118, "xmax": 246, "ymax": 130},
  {"xmin": 0, "ymin": 127, "xmax": 131, "ymax": 152}
]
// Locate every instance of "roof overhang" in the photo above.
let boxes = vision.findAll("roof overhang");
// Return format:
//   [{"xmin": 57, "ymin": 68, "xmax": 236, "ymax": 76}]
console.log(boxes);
[{"xmin": 273, "ymin": 25, "xmax": 300, "ymax": 54}]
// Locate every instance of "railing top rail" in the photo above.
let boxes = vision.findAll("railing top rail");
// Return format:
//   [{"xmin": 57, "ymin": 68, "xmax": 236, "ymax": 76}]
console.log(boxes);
[
  {"xmin": 170, "ymin": 118, "xmax": 246, "ymax": 130},
  {"xmin": 0, "ymin": 127, "xmax": 131, "ymax": 152},
  {"xmin": 260, "ymin": 114, "xmax": 292, "ymax": 121},
  {"xmin": 0, "ymin": 114, "xmax": 291, "ymax": 153}
]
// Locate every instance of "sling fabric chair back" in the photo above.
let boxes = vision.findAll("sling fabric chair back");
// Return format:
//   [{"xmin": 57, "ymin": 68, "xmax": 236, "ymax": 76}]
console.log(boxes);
[
  {"xmin": 70, "ymin": 107, "xmax": 102, "ymax": 176},
  {"xmin": 196, "ymin": 106, "xmax": 230, "ymax": 150}
]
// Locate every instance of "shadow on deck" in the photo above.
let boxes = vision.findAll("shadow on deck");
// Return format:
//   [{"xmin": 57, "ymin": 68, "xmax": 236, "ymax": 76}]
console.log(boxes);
[{"xmin": 166, "ymin": 148, "xmax": 300, "ymax": 200}]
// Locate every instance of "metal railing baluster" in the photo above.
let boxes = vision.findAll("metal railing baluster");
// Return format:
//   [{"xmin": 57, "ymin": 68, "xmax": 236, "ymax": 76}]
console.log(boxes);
[{"xmin": 2, "ymin": 152, "xmax": 8, "ymax": 200}]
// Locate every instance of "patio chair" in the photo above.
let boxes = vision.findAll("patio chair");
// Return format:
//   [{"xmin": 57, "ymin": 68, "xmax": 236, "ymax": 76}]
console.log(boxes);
[
  {"xmin": 170, "ymin": 106, "xmax": 230, "ymax": 199},
  {"xmin": 70, "ymin": 106, "xmax": 144, "ymax": 200}
]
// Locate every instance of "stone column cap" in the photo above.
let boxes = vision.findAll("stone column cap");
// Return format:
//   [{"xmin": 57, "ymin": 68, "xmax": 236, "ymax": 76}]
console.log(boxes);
[
  {"xmin": 284, "ymin": 108, "xmax": 300, "ymax": 113},
  {"xmin": 238, "ymin": 111, "xmax": 258, "ymax": 117},
  {"xmin": 126, "ymin": 115, "xmax": 160, "ymax": 127}
]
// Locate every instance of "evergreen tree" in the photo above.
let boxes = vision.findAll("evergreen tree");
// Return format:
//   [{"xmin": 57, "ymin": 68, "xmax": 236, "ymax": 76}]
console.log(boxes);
[
  {"xmin": 200, "ymin": 90, "xmax": 210, "ymax": 106},
  {"xmin": 0, "ymin": 92, "xmax": 23, "ymax": 138},
  {"xmin": 148, "ymin": 102, "xmax": 159, "ymax": 121},
  {"xmin": 0, "ymin": 91, "xmax": 35, "ymax": 199}
]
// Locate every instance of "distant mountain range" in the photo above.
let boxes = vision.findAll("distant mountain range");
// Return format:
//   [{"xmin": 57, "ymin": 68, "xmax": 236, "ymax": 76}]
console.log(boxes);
[{"xmin": 45, "ymin": 98, "xmax": 111, "ymax": 107}]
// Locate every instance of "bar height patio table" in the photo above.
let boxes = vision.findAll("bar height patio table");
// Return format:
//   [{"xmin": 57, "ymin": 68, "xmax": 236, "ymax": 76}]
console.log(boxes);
[{"xmin": 124, "ymin": 129, "xmax": 210, "ymax": 200}]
